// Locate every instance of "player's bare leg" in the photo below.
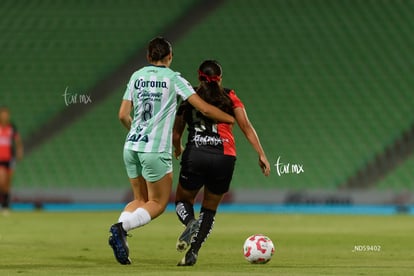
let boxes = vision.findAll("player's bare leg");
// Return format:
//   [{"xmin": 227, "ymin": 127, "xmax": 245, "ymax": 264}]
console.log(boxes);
[
  {"xmin": 141, "ymin": 172, "xmax": 172, "ymax": 219},
  {"xmin": 109, "ymin": 173, "xmax": 172, "ymax": 265},
  {"xmin": 124, "ymin": 176, "xmax": 148, "ymax": 212},
  {"xmin": 109, "ymin": 176, "xmax": 146, "ymax": 265},
  {"xmin": 0, "ymin": 167, "xmax": 11, "ymax": 215},
  {"xmin": 108, "ymin": 176, "xmax": 148, "ymax": 264}
]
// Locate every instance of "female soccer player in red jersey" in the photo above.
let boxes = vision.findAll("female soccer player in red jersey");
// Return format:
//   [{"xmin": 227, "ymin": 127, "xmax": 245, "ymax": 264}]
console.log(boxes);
[
  {"xmin": 0, "ymin": 106, "xmax": 23, "ymax": 214},
  {"xmin": 173, "ymin": 60, "xmax": 271, "ymax": 266}
]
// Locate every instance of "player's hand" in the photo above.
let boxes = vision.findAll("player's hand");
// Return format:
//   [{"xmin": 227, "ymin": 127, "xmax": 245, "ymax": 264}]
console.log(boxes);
[
  {"xmin": 258, "ymin": 155, "xmax": 271, "ymax": 176},
  {"xmin": 174, "ymin": 145, "xmax": 184, "ymax": 159}
]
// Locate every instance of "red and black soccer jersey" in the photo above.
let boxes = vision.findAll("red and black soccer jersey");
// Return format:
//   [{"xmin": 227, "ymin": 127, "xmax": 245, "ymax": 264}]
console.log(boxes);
[
  {"xmin": 0, "ymin": 123, "xmax": 19, "ymax": 162},
  {"xmin": 177, "ymin": 88, "xmax": 244, "ymax": 156}
]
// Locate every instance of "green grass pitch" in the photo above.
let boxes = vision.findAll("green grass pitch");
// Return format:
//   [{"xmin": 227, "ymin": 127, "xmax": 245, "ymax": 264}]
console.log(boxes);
[{"xmin": 1, "ymin": 211, "xmax": 413, "ymax": 275}]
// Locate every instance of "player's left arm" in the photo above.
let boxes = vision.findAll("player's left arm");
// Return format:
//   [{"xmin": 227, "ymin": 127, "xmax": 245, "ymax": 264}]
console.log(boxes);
[
  {"xmin": 234, "ymin": 107, "xmax": 270, "ymax": 176},
  {"xmin": 119, "ymin": 100, "xmax": 133, "ymax": 130},
  {"xmin": 14, "ymin": 133, "xmax": 24, "ymax": 161}
]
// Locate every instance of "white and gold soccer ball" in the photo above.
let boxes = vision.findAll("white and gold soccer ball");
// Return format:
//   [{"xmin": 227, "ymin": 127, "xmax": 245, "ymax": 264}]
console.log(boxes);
[{"xmin": 243, "ymin": 234, "xmax": 275, "ymax": 264}]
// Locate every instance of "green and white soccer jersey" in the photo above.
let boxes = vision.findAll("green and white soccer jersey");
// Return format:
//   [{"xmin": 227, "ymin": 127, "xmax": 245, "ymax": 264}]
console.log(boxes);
[{"xmin": 123, "ymin": 65, "xmax": 195, "ymax": 153}]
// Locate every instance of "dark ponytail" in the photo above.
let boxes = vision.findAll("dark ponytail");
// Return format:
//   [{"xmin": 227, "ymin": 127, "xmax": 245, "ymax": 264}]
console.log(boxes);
[
  {"xmin": 147, "ymin": 37, "xmax": 172, "ymax": 62},
  {"xmin": 196, "ymin": 60, "xmax": 234, "ymax": 116}
]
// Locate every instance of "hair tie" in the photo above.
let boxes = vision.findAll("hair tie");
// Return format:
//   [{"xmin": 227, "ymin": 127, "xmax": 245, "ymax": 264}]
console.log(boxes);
[{"xmin": 198, "ymin": 70, "xmax": 221, "ymax": 83}]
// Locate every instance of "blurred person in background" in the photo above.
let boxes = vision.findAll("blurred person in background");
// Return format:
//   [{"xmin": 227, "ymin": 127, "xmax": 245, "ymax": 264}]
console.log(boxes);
[
  {"xmin": 172, "ymin": 60, "xmax": 270, "ymax": 266},
  {"xmin": 108, "ymin": 37, "xmax": 234, "ymax": 265},
  {"xmin": 0, "ymin": 106, "xmax": 24, "ymax": 215}
]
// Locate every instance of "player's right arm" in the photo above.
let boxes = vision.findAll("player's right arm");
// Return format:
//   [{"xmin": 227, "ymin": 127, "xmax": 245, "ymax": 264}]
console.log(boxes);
[
  {"xmin": 187, "ymin": 94, "xmax": 234, "ymax": 124},
  {"xmin": 172, "ymin": 113, "xmax": 186, "ymax": 159},
  {"xmin": 118, "ymin": 100, "xmax": 133, "ymax": 130},
  {"xmin": 120, "ymin": 73, "xmax": 139, "ymax": 131}
]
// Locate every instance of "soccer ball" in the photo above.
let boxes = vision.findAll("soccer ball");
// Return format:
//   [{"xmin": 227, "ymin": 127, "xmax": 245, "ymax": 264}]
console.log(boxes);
[{"xmin": 243, "ymin": 234, "xmax": 275, "ymax": 264}]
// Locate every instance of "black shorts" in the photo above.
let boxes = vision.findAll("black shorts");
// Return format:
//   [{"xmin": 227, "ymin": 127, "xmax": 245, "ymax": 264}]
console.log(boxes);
[
  {"xmin": 179, "ymin": 147, "xmax": 236, "ymax": 195},
  {"xmin": 0, "ymin": 161, "xmax": 11, "ymax": 169}
]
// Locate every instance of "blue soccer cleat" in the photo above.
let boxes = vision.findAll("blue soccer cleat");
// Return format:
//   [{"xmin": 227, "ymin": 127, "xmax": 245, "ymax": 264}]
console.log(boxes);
[{"xmin": 109, "ymin": 222, "xmax": 131, "ymax": 265}]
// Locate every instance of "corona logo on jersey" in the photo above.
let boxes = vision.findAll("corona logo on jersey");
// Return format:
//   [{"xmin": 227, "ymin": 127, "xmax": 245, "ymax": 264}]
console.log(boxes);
[{"xmin": 134, "ymin": 79, "xmax": 167, "ymax": 89}]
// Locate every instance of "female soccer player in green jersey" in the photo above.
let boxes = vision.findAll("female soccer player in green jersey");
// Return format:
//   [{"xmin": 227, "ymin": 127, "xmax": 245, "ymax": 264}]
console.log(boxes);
[{"xmin": 108, "ymin": 37, "xmax": 234, "ymax": 265}]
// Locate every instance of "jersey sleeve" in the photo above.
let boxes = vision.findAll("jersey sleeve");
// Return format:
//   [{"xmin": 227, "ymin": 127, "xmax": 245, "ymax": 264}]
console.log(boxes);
[
  {"xmin": 229, "ymin": 90, "xmax": 244, "ymax": 109},
  {"xmin": 123, "ymin": 76, "xmax": 134, "ymax": 101},
  {"xmin": 174, "ymin": 74, "xmax": 196, "ymax": 101}
]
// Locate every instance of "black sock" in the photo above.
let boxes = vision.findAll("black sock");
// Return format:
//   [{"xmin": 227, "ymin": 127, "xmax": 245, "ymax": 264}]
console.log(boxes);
[
  {"xmin": 191, "ymin": 207, "xmax": 216, "ymax": 254},
  {"xmin": 175, "ymin": 201, "xmax": 195, "ymax": 226},
  {"xmin": 1, "ymin": 193, "xmax": 9, "ymax": 209}
]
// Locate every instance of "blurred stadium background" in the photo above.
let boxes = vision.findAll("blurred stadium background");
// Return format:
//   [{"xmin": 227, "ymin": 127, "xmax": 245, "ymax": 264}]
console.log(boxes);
[{"xmin": 1, "ymin": 0, "xmax": 413, "ymax": 206}]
